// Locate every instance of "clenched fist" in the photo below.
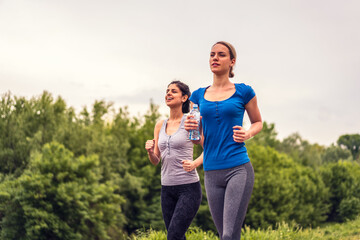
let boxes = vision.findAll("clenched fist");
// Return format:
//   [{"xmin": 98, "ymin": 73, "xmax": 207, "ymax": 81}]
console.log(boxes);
[
  {"xmin": 233, "ymin": 126, "xmax": 251, "ymax": 143},
  {"xmin": 145, "ymin": 139, "xmax": 155, "ymax": 153}
]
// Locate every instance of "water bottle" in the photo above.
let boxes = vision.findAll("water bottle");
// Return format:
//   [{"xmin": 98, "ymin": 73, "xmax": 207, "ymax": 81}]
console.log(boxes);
[{"xmin": 189, "ymin": 104, "xmax": 201, "ymax": 140}]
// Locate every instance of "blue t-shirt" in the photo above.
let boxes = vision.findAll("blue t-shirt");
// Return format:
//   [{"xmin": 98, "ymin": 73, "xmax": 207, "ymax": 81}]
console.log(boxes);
[{"xmin": 190, "ymin": 83, "xmax": 255, "ymax": 171}]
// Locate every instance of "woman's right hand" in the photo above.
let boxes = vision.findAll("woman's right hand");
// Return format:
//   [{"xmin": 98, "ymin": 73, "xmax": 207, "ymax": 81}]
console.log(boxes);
[
  {"xmin": 181, "ymin": 160, "xmax": 197, "ymax": 172},
  {"xmin": 184, "ymin": 115, "xmax": 200, "ymax": 132},
  {"xmin": 145, "ymin": 139, "xmax": 155, "ymax": 154}
]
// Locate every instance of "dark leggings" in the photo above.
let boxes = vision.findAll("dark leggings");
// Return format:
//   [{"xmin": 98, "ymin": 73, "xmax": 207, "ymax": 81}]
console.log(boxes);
[
  {"xmin": 161, "ymin": 181, "xmax": 202, "ymax": 240},
  {"xmin": 204, "ymin": 162, "xmax": 254, "ymax": 240}
]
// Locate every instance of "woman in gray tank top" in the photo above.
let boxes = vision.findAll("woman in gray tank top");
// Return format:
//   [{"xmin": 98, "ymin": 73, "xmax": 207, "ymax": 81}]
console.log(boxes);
[{"xmin": 145, "ymin": 81, "xmax": 203, "ymax": 240}]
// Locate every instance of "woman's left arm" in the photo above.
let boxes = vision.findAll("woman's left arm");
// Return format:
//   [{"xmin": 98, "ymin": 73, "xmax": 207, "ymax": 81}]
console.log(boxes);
[
  {"xmin": 245, "ymin": 96, "xmax": 263, "ymax": 138},
  {"xmin": 233, "ymin": 96, "xmax": 263, "ymax": 142}
]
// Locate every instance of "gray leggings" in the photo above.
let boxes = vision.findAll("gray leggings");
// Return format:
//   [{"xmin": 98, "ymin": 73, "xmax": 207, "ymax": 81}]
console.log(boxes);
[{"xmin": 204, "ymin": 162, "xmax": 254, "ymax": 240}]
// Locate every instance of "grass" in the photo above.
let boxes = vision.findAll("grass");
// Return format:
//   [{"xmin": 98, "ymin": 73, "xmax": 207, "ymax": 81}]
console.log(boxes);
[
  {"xmin": 129, "ymin": 216, "xmax": 360, "ymax": 240},
  {"xmin": 242, "ymin": 218, "xmax": 360, "ymax": 240},
  {"xmin": 129, "ymin": 227, "xmax": 219, "ymax": 240}
]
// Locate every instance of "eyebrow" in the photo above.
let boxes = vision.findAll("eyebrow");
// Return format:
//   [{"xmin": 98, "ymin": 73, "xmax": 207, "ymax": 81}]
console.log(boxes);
[{"xmin": 211, "ymin": 51, "xmax": 227, "ymax": 54}]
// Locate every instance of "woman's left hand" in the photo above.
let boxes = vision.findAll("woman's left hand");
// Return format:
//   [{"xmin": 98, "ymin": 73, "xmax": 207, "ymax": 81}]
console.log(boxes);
[
  {"xmin": 182, "ymin": 160, "xmax": 196, "ymax": 172},
  {"xmin": 233, "ymin": 126, "xmax": 251, "ymax": 143}
]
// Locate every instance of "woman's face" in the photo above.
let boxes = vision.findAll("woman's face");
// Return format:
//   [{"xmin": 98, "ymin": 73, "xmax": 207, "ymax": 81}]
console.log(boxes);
[
  {"xmin": 165, "ymin": 84, "xmax": 186, "ymax": 108},
  {"xmin": 209, "ymin": 44, "xmax": 235, "ymax": 75}
]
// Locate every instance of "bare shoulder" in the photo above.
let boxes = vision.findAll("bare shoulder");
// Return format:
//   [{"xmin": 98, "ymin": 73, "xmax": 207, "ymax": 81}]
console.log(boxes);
[
  {"xmin": 152, "ymin": 119, "xmax": 165, "ymax": 139},
  {"xmin": 154, "ymin": 120, "xmax": 164, "ymax": 131}
]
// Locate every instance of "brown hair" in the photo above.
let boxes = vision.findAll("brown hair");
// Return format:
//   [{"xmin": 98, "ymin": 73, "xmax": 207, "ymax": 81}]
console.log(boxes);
[
  {"xmin": 168, "ymin": 80, "xmax": 191, "ymax": 113},
  {"xmin": 214, "ymin": 41, "xmax": 237, "ymax": 78}
]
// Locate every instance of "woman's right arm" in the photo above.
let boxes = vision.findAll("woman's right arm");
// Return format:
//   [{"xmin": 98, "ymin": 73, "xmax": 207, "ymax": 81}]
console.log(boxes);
[
  {"xmin": 145, "ymin": 120, "xmax": 163, "ymax": 165},
  {"xmin": 182, "ymin": 138, "xmax": 204, "ymax": 172}
]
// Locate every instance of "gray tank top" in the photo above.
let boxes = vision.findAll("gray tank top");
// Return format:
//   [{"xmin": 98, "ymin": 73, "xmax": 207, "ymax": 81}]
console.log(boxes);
[{"xmin": 158, "ymin": 115, "xmax": 200, "ymax": 186}]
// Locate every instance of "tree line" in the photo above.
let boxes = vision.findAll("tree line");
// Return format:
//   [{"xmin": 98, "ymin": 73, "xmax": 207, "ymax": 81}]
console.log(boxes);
[{"xmin": 0, "ymin": 91, "xmax": 359, "ymax": 239}]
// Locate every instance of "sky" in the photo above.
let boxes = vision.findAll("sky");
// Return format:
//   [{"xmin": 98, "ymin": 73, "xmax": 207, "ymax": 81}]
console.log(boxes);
[{"xmin": 1, "ymin": 0, "xmax": 359, "ymax": 146}]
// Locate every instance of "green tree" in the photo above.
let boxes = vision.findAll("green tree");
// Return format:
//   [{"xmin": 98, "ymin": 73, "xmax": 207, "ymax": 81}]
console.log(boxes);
[
  {"xmin": 321, "ymin": 161, "xmax": 360, "ymax": 222},
  {"xmin": 29, "ymin": 91, "xmax": 67, "ymax": 145},
  {"xmin": 278, "ymin": 133, "xmax": 324, "ymax": 168},
  {"xmin": 246, "ymin": 144, "xmax": 329, "ymax": 228},
  {"xmin": 247, "ymin": 122, "xmax": 280, "ymax": 149},
  {"xmin": 0, "ymin": 142, "xmax": 125, "ymax": 240},
  {"xmin": 337, "ymin": 134, "xmax": 360, "ymax": 161},
  {"xmin": 321, "ymin": 144, "xmax": 353, "ymax": 164},
  {"xmin": 0, "ymin": 91, "xmax": 69, "ymax": 176},
  {"xmin": 0, "ymin": 93, "xmax": 32, "ymax": 175},
  {"xmin": 123, "ymin": 101, "xmax": 163, "ymax": 233},
  {"xmin": 53, "ymin": 106, "xmax": 92, "ymax": 157}
]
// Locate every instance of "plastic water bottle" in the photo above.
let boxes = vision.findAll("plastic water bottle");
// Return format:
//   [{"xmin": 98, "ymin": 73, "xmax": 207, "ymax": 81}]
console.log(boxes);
[{"xmin": 189, "ymin": 104, "xmax": 201, "ymax": 140}]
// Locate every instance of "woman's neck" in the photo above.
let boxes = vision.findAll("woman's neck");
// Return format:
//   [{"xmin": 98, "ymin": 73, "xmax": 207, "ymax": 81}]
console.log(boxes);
[
  {"xmin": 168, "ymin": 108, "xmax": 183, "ymax": 122},
  {"xmin": 212, "ymin": 74, "xmax": 232, "ymax": 88}
]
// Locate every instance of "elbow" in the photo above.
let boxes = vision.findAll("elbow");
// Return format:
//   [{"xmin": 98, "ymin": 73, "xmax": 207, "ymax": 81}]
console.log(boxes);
[
  {"xmin": 251, "ymin": 120, "xmax": 263, "ymax": 136},
  {"xmin": 148, "ymin": 154, "xmax": 160, "ymax": 166},
  {"xmin": 152, "ymin": 159, "xmax": 160, "ymax": 166},
  {"xmin": 259, "ymin": 121, "xmax": 263, "ymax": 131},
  {"xmin": 150, "ymin": 160, "xmax": 160, "ymax": 166},
  {"xmin": 256, "ymin": 121, "xmax": 263, "ymax": 134}
]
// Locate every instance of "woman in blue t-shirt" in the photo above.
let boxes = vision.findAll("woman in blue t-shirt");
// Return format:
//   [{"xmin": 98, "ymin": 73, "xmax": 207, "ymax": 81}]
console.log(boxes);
[{"xmin": 185, "ymin": 41, "xmax": 263, "ymax": 240}]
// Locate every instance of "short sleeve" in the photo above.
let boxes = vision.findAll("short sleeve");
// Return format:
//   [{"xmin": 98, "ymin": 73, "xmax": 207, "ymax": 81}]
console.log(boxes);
[
  {"xmin": 243, "ymin": 84, "xmax": 256, "ymax": 104},
  {"xmin": 189, "ymin": 88, "xmax": 200, "ymax": 105}
]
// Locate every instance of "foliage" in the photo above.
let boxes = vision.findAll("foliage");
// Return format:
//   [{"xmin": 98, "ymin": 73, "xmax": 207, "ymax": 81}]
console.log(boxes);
[
  {"xmin": 277, "ymin": 133, "xmax": 324, "ymax": 167},
  {"xmin": 321, "ymin": 144, "xmax": 353, "ymax": 164},
  {"xmin": 0, "ymin": 142, "xmax": 125, "ymax": 240},
  {"xmin": 242, "ymin": 216, "xmax": 360, "ymax": 240},
  {"xmin": 320, "ymin": 161, "xmax": 360, "ymax": 222},
  {"xmin": 1, "ymin": 91, "xmax": 360, "ymax": 237},
  {"xmin": 246, "ymin": 145, "xmax": 329, "ymax": 228},
  {"xmin": 121, "ymin": 101, "xmax": 164, "ymax": 233},
  {"xmin": 247, "ymin": 122, "xmax": 280, "ymax": 149},
  {"xmin": 132, "ymin": 217, "xmax": 360, "ymax": 240},
  {"xmin": 337, "ymin": 134, "xmax": 360, "ymax": 161}
]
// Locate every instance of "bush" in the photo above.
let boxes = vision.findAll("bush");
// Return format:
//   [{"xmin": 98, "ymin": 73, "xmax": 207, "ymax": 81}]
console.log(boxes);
[
  {"xmin": 321, "ymin": 161, "xmax": 360, "ymax": 222},
  {"xmin": 338, "ymin": 197, "xmax": 360, "ymax": 222},
  {"xmin": 0, "ymin": 142, "xmax": 125, "ymax": 240},
  {"xmin": 246, "ymin": 145, "xmax": 329, "ymax": 228}
]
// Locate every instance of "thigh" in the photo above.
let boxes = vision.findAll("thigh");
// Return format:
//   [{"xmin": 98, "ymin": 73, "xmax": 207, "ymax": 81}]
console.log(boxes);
[
  {"xmin": 223, "ymin": 163, "xmax": 255, "ymax": 239},
  {"xmin": 167, "ymin": 182, "xmax": 202, "ymax": 240},
  {"xmin": 205, "ymin": 171, "xmax": 226, "ymax": 237},
  {"xmin": 161, "ymin": 186, "xmax": 177, "ymax": 230}
]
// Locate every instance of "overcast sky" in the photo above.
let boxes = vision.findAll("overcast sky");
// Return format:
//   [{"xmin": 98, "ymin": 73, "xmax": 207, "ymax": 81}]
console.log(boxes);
[{"xmin": 1, "ymin": 0, "xmax": 359, "ymax": 146}]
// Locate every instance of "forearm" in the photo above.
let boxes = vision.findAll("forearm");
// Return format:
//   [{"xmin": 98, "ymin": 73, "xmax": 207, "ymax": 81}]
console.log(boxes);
[
  {"xmin": 148, "ymin": 152, "xmax": 160, "ymax": 165},
  {"xmin": 193, "ymin": 152, "xmax": 203, "ymax": 168},
  {"xmin": 247, "ymin": 121, "xmax": 263, "ymax": 138}
]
